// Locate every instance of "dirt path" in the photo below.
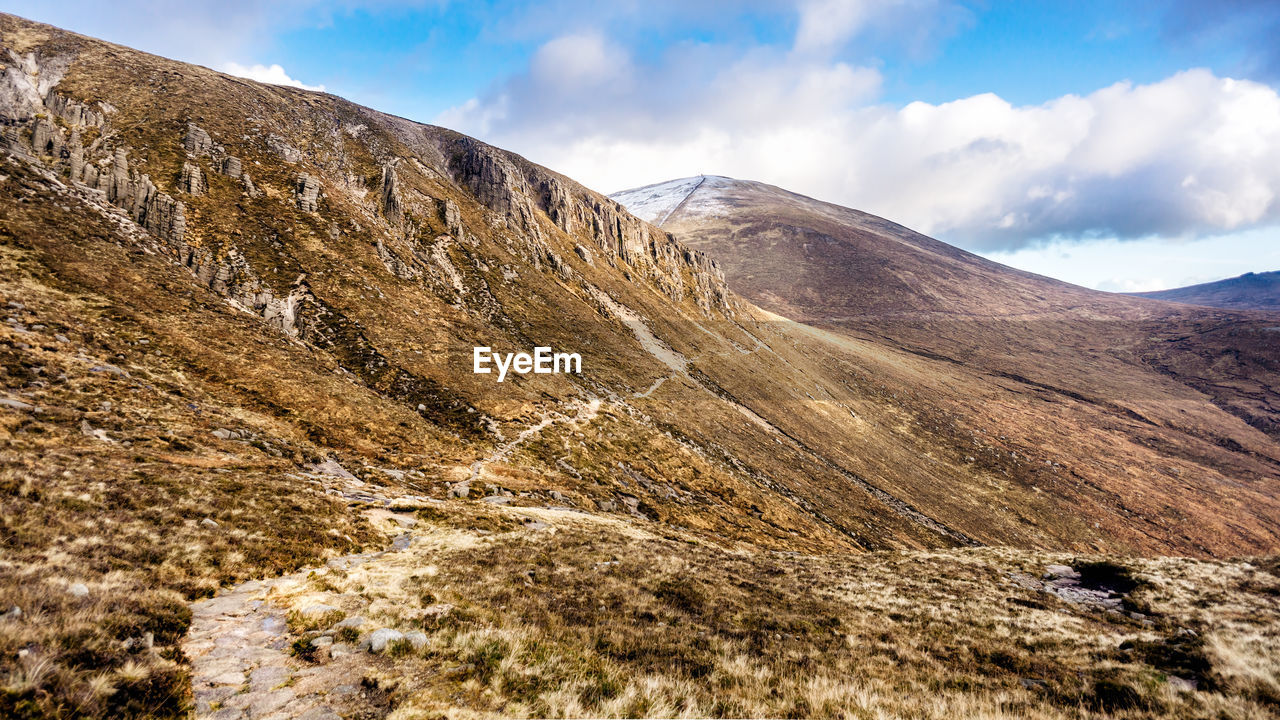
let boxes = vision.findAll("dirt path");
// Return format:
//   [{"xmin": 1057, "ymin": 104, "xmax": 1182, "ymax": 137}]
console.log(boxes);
[{"xmin": 467, "ymin": 396, "xmax": 600, "ymax": 483}]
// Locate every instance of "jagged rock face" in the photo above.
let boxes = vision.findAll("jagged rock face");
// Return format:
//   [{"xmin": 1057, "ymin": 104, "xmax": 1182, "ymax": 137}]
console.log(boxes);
[
  {"xmin": 380, "ymin": 161, "xmax": 403, "ymax": 224},
  {"xmin": 440, "ymin": 136, "xmax": 733, "ymax": 315},
  {"xmin": 295, "ymin": 172, "xmax": 320, "ymax": 211}
]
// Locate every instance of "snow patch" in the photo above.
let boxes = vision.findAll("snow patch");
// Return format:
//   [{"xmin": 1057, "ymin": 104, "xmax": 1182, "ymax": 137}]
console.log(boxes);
[{"xmin": 611, "ymin": 175, "xmax": 737, "ymax": 225}]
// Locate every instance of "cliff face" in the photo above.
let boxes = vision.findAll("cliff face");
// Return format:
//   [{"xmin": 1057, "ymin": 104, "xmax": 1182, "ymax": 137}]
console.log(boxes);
[{"xmin": 0, "ymin": 43, "xmax": 733, "ymax": 342}]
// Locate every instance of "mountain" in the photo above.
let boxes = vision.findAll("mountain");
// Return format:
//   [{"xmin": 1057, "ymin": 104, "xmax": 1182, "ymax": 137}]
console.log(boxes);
[
  {"xmin": 1132, "ymin": 270, "xmax": 1280, "ymax": 311},
  {"xmin": 614, "ymin": 175, "xmax": 1280, "ymax": 439},
  {"xmin": 2, "ymin": 16, "xmax": 1278, "ymax": 719}
]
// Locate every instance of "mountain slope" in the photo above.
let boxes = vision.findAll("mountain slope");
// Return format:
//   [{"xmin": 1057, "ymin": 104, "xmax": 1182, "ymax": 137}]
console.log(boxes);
[
  {"xmin": 1133, "ymin": 270, "xmax": 1280, "ymax": 311},
  {"xmin": 615, "ymin": 174, "xmax": 1280, "ymax": 546},
  {"xmin": 1, "ymin": 15, "xmax": 1279, "ymax": 718}
]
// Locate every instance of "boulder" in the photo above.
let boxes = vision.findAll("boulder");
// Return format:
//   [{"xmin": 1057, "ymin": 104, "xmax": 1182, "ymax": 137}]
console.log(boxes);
[
  {"xmin": 367, "ymin": 628, "xmax": 404, "ymax": 653},
  {"xmin": 68, "ymin": 582, "xmax": 89, "ymax": 599}
]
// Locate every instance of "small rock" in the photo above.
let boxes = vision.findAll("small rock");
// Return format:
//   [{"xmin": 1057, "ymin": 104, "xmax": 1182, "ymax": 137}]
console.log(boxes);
[
  {"xmin": 449, "ymin": 482, "xmax": 470, "ymax": 499},
  {"xmin": 310, "ymin": 636, "xmax": 334, "ymax": 649},
  {"xmin": 332, "ymin": 609, "xmax": 368, "ymax": 627},
  {"xmin": 249, "ymin": 664, "xmax": 290, "ymax": 691},
  {"xmin": 328, "ymin": 644, "xmax": 355, "ymax": 659},
  {"xmin": 481, "ymin": 496, "xmax": 512, "ymax": 505},
  {"xmin": 309, "ymin": 458, "xmax": 356, "ymax": 481},
  {"xmin": 1043, "ymin": 564, "xmax": 1080, "ymax": 581},
  {"xmin": 0, "ymin": 398, "xmax": 33, "ymax": 411},
  {"xmin": 54, "ymin": 334, "xmax": 69, "ymax": 343},
  {"xmin": 68, "ymin": 583, "xmax": 89, "ymax": 599},
  {"xmin": 404, "ymin": 631, "xmax": 427, "ymax": 649},
  {"xmin": 597, "ymin": 500, "xmax": 616, "ymax": 512},
  {"xmin": 1168, "ymin": 675, "xmax": 1197, "ymax": 692},
  {"xmin": 200, "ymin": 517, "xmax": 219, "ymax": 528},
  {"xmin": 3, "ymin": 606, "xmax": 21, "ymax": 621},
  {"xmin": 211, "ymin": 428, "xmax": 233, "ymax": 440},
  {"xmin": 248, "ymin": 688, "xmax": 294, "ymax": 717},
  {"xmin": 550, "ymin": 490, "xmax": 563, "ymax": 501},
  {"xmin": 391, "ymin": 515, "xmax": 417, "ymax": 528},
  {"xmin": 368, "ymin": 628, "xmax": 404, "ymax": 653},
  {"xmin": 333, "ymin": 615, "xmax": 365, "ymax": 629}
]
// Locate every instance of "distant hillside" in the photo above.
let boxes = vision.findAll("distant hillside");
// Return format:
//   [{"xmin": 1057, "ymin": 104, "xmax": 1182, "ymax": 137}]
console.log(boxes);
[{"xmin": 1133, "ymin": 271, "xmax": 1280, "ymax": 311}]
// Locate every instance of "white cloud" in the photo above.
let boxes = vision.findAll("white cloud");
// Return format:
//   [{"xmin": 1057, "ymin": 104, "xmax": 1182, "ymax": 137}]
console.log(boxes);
[
  {"xmin": 442, "ymin": 45, "xmax": 1280, "ymax": 251},
  {"xmin": 220, "ymin": 62, "xmax": 327, "ymax": 91}
]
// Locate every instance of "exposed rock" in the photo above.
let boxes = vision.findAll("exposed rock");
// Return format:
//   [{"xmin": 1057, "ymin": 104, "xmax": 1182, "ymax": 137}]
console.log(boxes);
[
  {"xmin": 220, "ymin": 155, "xmax": 241, "ymax": 179},
  {"xmin": 368, "ymin": 628, "xmax": 404, "ymax": 653},
  {"xmin": 46, "ymin": 92, "xmax": 103, "ymax": 128},
  {"xmin": 241, "ymin": 172, "xmax": 260, "ymax": 198},
  {"xmin": 308, "ymin": 458, "xmax": 356, "ymax": 480},
  {"xmin": 67, "ymin": 582, "xmax": 89, "ymax": 599},
  {"xmin": 267, "ymin": 133, "xmax": 302, "ymax": 163},
  {"xmin": 179, "ymin": 161, "xmax": 206, "ymax": 195},
  {"xmin": 295, "ymin": 172, "xmax": 320, "ymax": 212},
  {"xmin": 98, "ymin": 149, "xmax": 187, "ymax": 243},
  {"xmin": 449, "ymin": 482, "xmax": 470, "ymax": 498},
  {"xmin": 404, "ymin": 631, "xmax": 427, "ymax": 649},
  {"xmin": 183, "ymin": 123, "xmax": 213, "ymax": 157},
  {"xmin": 0, "ymin": 397, "xmax": 34, "ymax": 411},
  {"xmin": 310, "ymin": 636, "xmax": 334, "ymax": 649},
  {"xmin": 439, "ymin": 198, "xmax": 462, "ymax": 235},
  {"xmin": 333, "ymin": 615, "xmax": 365, "ymax": 629},
  {"xmin": 379, "ymin": 160, "xmax": 402, "ymax": 223},
  {"xmin": 200, "ymin": 517, "xmax": 219, "ymax": 528},
  {"xmin": 574, "ymin": 244, "xmax": 593, "ymax": 265},
  {"xmin": 1044, "ymin": 564, "xmax": 1080, "ymax": 581}
]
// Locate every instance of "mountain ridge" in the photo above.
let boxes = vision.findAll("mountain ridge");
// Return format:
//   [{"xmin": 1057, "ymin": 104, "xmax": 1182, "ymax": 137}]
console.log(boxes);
[{"xmin": 1132, "ymin": 270, "xmax": 1280, "ymax": 311}]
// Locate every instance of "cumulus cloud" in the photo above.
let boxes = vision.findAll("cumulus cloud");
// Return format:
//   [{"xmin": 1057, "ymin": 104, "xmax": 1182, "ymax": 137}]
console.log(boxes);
[
  {"xmin": 221, "ymin": 62, "xmax": 326, "ymax": 91},
  {"xmin": 443, "ymin": 33, "xmax": 1280, "ymax": 251}
]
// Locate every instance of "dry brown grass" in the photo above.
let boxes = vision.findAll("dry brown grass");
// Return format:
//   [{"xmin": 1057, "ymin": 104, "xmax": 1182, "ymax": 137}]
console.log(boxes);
[{"xmin": 259, "ymin": 505, "xmax": 1280, "ymax": 719}]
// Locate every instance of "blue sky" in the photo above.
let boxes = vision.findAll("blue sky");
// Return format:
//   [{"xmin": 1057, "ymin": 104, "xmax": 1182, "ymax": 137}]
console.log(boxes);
[{"xmin": 8, "ymin": 0, "xmax": 1280, "ymax": 291}]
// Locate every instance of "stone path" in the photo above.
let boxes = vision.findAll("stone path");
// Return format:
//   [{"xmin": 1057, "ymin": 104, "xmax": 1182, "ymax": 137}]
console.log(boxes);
[{"xmin": 185, "ymin": 513, "xmax": 414, "ymax": 719}]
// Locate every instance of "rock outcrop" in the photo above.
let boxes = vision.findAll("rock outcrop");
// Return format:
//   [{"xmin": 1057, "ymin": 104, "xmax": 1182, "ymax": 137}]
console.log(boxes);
[
  {"xmin": 220, "ymin": 155, "xmax": 242, "ymax": 179},
  {"xmin": 379, "ymin": 161, "xmax": 402, "ymax": 224},
  {"xmin": 183, "ymin": 122, "xmax": 213, "ymax": 157},
  {"xmin": 180, "ymin": 161, "xmax": 206, "ymax": 195},
  {"xmin": 295, "ymin": 173, "xmax": 320, "ymax": 212},
  {"xmin": 441, "ymin": 136, "xmax": 732, "ymax": 316}
]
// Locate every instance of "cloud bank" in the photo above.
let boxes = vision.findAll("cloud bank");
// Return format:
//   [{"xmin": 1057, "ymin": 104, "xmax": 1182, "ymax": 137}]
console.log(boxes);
[{"xmin": 443, "ymin": 29, "xmax": 1280, "ymax": 251}]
